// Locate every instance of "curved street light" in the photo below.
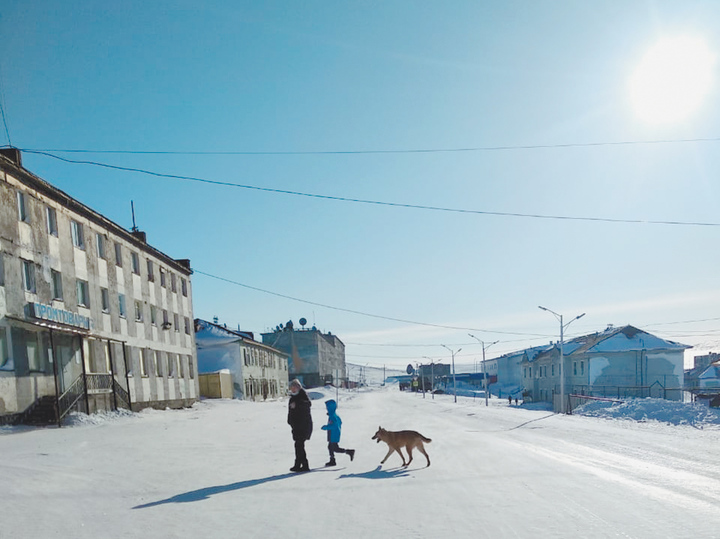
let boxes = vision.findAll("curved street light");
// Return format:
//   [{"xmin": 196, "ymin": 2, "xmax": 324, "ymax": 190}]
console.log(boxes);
[
  {"xmin": 441, "ymin": 345, "xmax": 462, "ymax": 403},
  {"xmin": 468, "ymin": 334, "xmax": 499, "ymax": 406},
  {"xmin": 538, "ymin": 306, "xmax": 585, "ymax": 413}
]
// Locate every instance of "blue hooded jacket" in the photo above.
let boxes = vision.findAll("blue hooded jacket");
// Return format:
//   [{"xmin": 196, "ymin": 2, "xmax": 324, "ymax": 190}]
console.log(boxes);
[{"xmin": 321, "ymin": 399, "xmax": 342, "ymax": 443}]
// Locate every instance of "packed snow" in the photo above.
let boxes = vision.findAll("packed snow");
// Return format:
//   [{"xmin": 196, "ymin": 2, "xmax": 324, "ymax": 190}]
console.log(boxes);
[{"xmin": 2, "ymin": 386, "xmax": 720, "ymax": 538}]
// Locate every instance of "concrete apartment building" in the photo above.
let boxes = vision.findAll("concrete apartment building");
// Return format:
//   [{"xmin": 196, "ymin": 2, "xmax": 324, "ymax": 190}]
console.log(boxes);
[
  {"xmin": 0, "ymin": 149, "xmax": 198, "ymax": 425},
  {"xmin": 261, "ymin": 319, "xmax": 346, "ymax": 388}
]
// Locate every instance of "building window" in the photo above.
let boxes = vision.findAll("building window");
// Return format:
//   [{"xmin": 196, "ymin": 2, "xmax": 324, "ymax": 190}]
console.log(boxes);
[
  {"xmin": 153, "ymin": 350, "xmax": 160, "ymax": 376},
  {"xmin": 163, "ymin": 309, "xmax": 169, "ymax": 327},
  {"xmin": 71, "ymin": 220, "xmax": 85, "ymax": 249},
  {"xmin": 147, "ymin": 260, "xmax": 154, "ymax": 282},
  {"xmin": 46, "ymin": 207, "xmax": 58, "ymax": 236},
  {"xmin": 184, "ymin": 316, "xmax": 190, "ymax": 335},
  {"xmin": 177, "ymin": 354, "xmax": 184, "ymax": 378},
  {"xmin": 188, "ymin": 355, "xmax": 194, "ymax": 378},
  {"xmin": 17, "ymin": 191, "xmax": 30, "ymax": 222},
  {"xmin": 160, "ymin": 268, "xmax": 166, "ymax": 287},
  {"xmin": 167, "ymin": 353, "xmax": 175, "ymax": 377},
  {"xmin": 141, "ymin": 349, "xmax": 149, "ymax": 377},
  {"xmin": 101, "ymin": 288, "xmax": 110, "ymax": 313},
  {"xmin": 0, "ymin": 253, "xmax": 5, "ymax": 286},
  {"xmin": 150, "ymin": 305, "xmax": 157, "ymax": 325},
  {"xmin": 171, "ymin": 273, "xmax": 177, "ymax": 292},
  {"xmin": 134, "ymin": 301, "xmax": 143, "ymax": 322},
  {"xmin": 114, "ymin": 243, "xmax": 122, "ymax": 266},
  {"xmin": 529, "ymin": 367, "xmax": 532, "ymax": 378},
  {"xmin": 27, "ymin": 333, "xmax": 41, "ymax": 372},
  {"xmin": 96, "ymin": 233, "xmax": 106, "ymax": 259},
  {"xmin": 51, "ymin": 270, "xmax": 63, "ymax": 300},
  {"xmin": 580, "ymin": 361, "xmax": 585, "ymax": 376},
  {"xmin": 552, "ymin": 364, "xmax": 555, "ymax": 376},
  {"xmin": 573, "ymin": 362, "xmax": 577, "ymax": 376},
  {"xmin": 76, "ymin": 279, "xmax": 90, "ymax": 307},
  {"xmin": 131, "ymin": 252, "xmax": 140, "ymax": 274},
  {"xmin": 181, "ymin": 277, "xmax": 187, "ymax": 297},
  {"xmin": 118, "ymin": 294, "xmax": 127, "ymax": 318},
  {"xmin": 22, "ymin": 259, "xmax": 36, "ymax": 293},
  {"xmin": 174, "ymin": 313, "xmax": 179, "ymax": 332},
  {"xmin": 0, "ymin": 326, "xmax": 10, "ymax": 370}
]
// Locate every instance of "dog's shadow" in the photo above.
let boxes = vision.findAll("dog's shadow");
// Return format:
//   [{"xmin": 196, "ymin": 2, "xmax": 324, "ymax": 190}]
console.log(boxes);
[{"xmin": 338, "ymin": 465, "xmax": 412, "ymax": 480}]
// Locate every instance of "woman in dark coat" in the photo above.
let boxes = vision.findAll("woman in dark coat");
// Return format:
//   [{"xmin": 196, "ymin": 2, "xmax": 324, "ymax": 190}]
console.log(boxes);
[{"xmin": 287, "ymin": 379, "xmax": 313, "ymax": 472}]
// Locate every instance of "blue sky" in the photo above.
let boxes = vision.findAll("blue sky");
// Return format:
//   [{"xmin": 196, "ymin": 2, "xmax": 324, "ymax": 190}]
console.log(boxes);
[{"xmin": 2, "ymin": 1, "xmax": 720, "ymax": 369}]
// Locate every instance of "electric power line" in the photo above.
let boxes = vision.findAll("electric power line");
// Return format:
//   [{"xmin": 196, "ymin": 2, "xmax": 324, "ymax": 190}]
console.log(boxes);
[
  {"xmin": 9, "ymin": 136, "xmax": 720, "ymax": 155},
  {"xmin": 193, "ymin": 269, "xmax": 549, "ymax": 337},
  {"xmin": 19, "ymin": 149, "xmax": 720, "ymax": 228}
]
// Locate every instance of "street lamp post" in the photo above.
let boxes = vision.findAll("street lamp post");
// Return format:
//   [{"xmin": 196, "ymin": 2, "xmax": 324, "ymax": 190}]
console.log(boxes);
[
  {"xmin": 468, "ymin": 334, "xmax": 498, "ymax": 407},
  {"xmin": 441, "ymin": 345, "xmax": 462, "ymax": 403},
  {"xmin": 416, "ymin": 362, "xmax": 426, "ymax": 398},
  {"xmin": 538, "ymin": 306, "xmax": 585, "ymax": 414}
]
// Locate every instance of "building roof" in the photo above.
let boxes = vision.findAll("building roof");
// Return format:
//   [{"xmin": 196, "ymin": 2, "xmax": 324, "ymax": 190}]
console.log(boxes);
[
  {"xmin": 524, "ymin": 325, "xmax": 690, "ymax": 362},
  {"xmin": 195, "ymin": 319, "xmax": 283, "ymax": 355}
]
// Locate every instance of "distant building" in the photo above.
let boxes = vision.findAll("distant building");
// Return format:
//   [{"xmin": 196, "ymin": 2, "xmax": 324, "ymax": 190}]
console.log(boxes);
[
  {"xmin": 685, "ymin": 352, "xmax": 720, "ymax": 390},
  {"xmin": 520, "ymin": 325, "xmax": 690, "ymax": 408},
  {"xmin": 195, "ymin": 319, "xmax": 288, "ymax": 400},
  {"xmin": 0, "ymin": 149, "xmax": 198, "ymax": 425},
  {"xmin": 261, "ymin": 320, "xmax": 346, "ymax": 388}
]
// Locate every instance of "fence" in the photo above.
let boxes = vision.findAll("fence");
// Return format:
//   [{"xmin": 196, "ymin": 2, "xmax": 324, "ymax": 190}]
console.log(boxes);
[{"xmin": 569, "ymin": 382, "xmax": 683, "ymax": 402}]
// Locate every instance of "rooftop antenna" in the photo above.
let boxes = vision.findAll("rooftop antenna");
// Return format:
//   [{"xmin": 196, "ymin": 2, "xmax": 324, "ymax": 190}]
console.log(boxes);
[{"xmin": 131, "ymin": 201, "xmax": 139, "ymax": 232}]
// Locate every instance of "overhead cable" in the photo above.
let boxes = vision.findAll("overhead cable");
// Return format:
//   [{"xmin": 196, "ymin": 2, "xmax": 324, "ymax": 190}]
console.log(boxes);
[{"xmin": 21, "ymin": 150, "xmax": 720, "ymax": 227}]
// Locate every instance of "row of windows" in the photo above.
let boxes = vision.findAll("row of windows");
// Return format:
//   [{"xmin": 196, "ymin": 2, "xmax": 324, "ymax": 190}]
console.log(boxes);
[
  {"xmin": 242, "ymin": 348, "xmax": 286, "ymax": 370},
  {"xmin": 136, "ymin": 348, "xmax": 194, "ymax": 379},
  {"xmin": 523, "ymin": 361, "xmax": 586, "ymax": 379},
  {"xmin": 244, "ymin": 378, "xmax": 280, "ymax": 400},
  {"xmin": 0, "ymin": 327, "xmax": 194, "ymax": 382},
  {"xmin": 16, "ymin": 259, "xmax": 191, "ymax": 334},
  {"xmin": 16, "ymin": 191, "xmax": 188, "ymax": 296}
]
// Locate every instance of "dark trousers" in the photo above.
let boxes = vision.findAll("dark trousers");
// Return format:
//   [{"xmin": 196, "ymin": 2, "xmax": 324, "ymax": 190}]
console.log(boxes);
[
  {"xmin": 294, "ymin": 439, "xmax": 308, "ymax": 465},
  {"xmin": 328, "ymin": 442, "xmax": 348, "ymax": 458}
]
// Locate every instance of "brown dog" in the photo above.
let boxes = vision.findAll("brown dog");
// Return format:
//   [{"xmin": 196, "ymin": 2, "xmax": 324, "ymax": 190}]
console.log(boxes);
[{"xmin": 372, "ymin": 426, "xmax": 431, "ymax": 467}]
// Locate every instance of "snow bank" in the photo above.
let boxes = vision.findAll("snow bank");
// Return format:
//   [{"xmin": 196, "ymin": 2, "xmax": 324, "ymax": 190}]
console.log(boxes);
[{"xmin": 575, "ymin": 397, "xmax": 720, "ymax": 428}]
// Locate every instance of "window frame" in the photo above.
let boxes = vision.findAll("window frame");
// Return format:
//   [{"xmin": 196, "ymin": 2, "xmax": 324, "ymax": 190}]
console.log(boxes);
[
  {"xmin": 51, "ymin": 269, "xmax": 63, "ymax": 300},
  {"xmin": 76, "ymin": 279, "xmax": 90, "ymax": 308},
  {"xmin": 46, "ymin": 206, "xmax": 58, "ymax": 236},
  {"xmin": 114, "ymin": 243, "xmax": 123, "ymax": 266},
  {"xmin": 96, "ymin": 233, "xmax": 106, "ymax": 259},
  {"xmin": 22, "ymin": 259, "xmax": 36, "ymax": 293},
  {"xmin": 71, "ymin": 220, "xmax": 85, "ymax": 250},
  {"xmin": 17, "ymin": 191, "xmax": 30, "ymax": 223},
  {"xmin": 134, "ymin": 300, "xmax": 143, "ymax": 322},
  {"xmin": 101, "ymin": 287, "xmax": 110, "ymax": 313},
  {"xmin": 118, "ymin": 293, "xmax": 127, "ymax": 318},
  {"xmin": 131, "ymin": 252, "xmax": 140, "ymax": 275},
  {"xmin": 147, "ymin": 260, "xmax": 154, "ymax": 282}
]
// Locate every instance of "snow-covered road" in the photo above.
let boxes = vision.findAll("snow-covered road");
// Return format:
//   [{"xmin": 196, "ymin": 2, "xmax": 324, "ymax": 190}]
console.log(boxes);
[{"xmin": 2, "ymin": 387, "xmax": 719, "ymax": 538}]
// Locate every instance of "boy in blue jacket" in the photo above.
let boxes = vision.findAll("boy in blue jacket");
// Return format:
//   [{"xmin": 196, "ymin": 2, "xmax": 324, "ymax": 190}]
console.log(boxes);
[{"xmin": 321, "ymin": 399, "xmax": 355, "ymax": 466}]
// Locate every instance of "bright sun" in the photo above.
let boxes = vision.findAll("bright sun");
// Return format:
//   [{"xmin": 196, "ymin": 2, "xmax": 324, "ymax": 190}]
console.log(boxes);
[{"xmin": 629, "ymin": 36, "xmax": 716, "ymax": 124}]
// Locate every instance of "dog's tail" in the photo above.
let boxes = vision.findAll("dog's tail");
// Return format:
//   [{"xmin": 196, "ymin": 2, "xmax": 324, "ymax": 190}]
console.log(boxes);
[{"xmin": 420, "ymin": 435, "xmax": 432, "ymax": 443}]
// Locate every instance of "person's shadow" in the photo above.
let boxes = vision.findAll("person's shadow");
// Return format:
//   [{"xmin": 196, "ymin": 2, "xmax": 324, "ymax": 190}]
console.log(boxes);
[
  {"xmin": 338, "ymin": 465, "xmax": 411, "ymax": 480},
  {"xmin": 133, "ymin": 472, "xmax": 297, "ymax": 509}
]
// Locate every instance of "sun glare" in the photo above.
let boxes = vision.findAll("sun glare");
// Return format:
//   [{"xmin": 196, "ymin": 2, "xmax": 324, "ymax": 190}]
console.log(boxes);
[{"xmin": 629, "ymin": 36, "xmax": 716, "ymax": 124}]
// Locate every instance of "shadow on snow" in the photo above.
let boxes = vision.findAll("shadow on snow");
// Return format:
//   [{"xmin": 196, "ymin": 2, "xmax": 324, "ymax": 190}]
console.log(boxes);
[
  {"xmin": 133, "ymin": 472, "xmax": 298, "ymax": 509},
  {"xmin": 337, "ymin": 465, "xmax": 412, "ymax": 480}
]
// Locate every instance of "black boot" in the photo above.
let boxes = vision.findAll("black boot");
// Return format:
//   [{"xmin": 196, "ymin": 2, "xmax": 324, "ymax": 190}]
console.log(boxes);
[
  {"xmin": 290, "ymin": 460, "xmax": 302, "ymax": 472},
  {"xmin": 298, "ymin": 459, "xmax": 310, "ymax": 472},
  {"xmin": 348, "ymin": 449, "xmax": 355, "ymax": 462},
  {"xmin": 325, "ymin": 458, "xmax": 337, "ymax": 467}
]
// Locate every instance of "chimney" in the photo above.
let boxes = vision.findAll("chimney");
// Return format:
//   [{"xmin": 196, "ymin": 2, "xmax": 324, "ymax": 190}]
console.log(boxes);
[
  {"xmin": 0, "ymin": 148, "xmax": 21, "ymax": 167},
  {"xmin": 131, "ymin": 230, "xmax": 147, "ymax": 243}
]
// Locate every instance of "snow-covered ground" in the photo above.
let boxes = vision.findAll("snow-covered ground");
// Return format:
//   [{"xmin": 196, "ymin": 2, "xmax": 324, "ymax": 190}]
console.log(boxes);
[{"xmin": 2, "ymin": 387, "xmax": 720, "ymax": 538}]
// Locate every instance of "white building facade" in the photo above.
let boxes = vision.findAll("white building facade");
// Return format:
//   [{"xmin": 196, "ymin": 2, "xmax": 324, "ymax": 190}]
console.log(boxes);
[
  {"xmin": 195, "ymin": 319, "xmax": 288, "ymax": 400},
  {"xmin": 0, "ymin": 149, "xmax": 199, "ymax": 425}
]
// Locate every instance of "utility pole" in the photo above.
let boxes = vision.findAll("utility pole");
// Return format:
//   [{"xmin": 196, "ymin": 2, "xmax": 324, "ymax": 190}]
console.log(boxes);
[
  {"xmin": 469, "ymin": 334, "xmax": 498, "ymax": 407},
  {"xmin": 441, "ymin": 345, "xmax": 462, "ymax": 403},
  {"xmin": 423, "ymin": 356, "xmax": 435, "ymax": 399},
  {"xmin": 538, "ymin": 306, "xmax": 585, "ymax": 414}
]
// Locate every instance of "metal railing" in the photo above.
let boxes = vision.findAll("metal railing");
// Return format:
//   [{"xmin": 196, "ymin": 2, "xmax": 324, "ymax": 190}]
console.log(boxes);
[
  {"xmin": 113, "ymin": 379, "xmax": 131, "ymax": 410},
  {"xmin": 58, "ymin": 375, "xmax": 86, "ymax": 420},
  {"xmin": 86, "ymin": 373, "xmax": 113, "ymax": 393}
]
